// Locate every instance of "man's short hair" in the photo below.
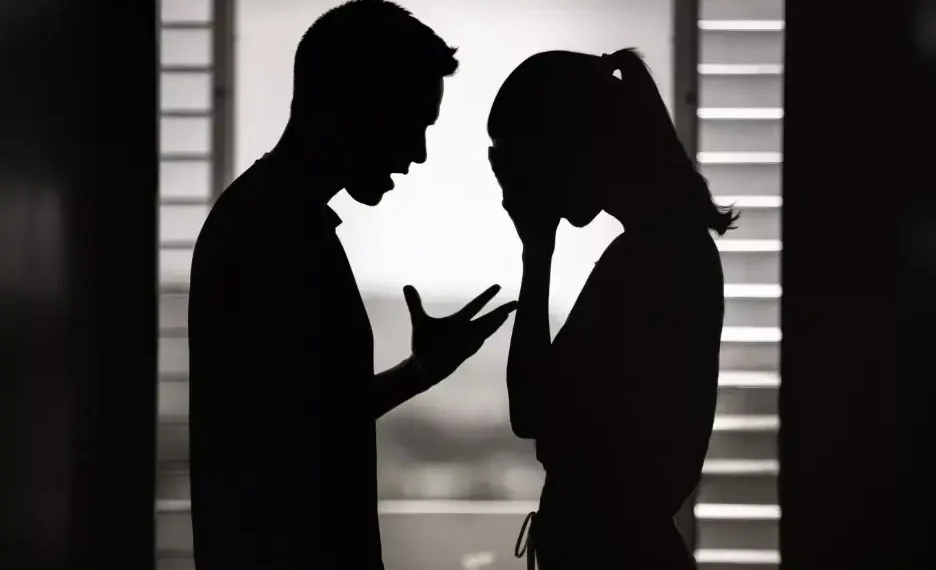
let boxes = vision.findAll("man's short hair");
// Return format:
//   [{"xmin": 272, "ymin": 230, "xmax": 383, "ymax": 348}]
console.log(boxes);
[{"xmin": 292, "ymin": 0, "xmax": 459, "ymax": 110}]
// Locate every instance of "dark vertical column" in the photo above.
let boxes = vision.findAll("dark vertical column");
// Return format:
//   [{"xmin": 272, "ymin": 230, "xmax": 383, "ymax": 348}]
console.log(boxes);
[
  {"xmin": 671, "ymin": 0, "xmax": 701, "ymax": 551},
  {"xmin": 672, "ymin": 0, "xmax": 700, "ymax": 153},
  {"xmin": 0, "ymin": 2, "xmax": 158, "ymax": 569},
  {"xmin": 212, "ymin": 0, "xmax": 237, "ymax": 196},
  {"xmin": 900, "ymin": 0, "xmax": 936, "ymax": 566},
  {"xmin": 780, "ymin": 0, "xmax": 909, "ymax": 568}
]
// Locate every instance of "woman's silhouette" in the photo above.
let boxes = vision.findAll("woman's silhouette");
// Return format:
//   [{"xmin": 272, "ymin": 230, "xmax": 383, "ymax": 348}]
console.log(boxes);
[{"xmin": 488, "ymin": 49, "xmax": 736, "ymax": 569}]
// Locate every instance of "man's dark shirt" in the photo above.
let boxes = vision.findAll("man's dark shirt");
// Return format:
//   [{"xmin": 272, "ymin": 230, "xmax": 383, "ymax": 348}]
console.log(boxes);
[{"xmin": 188, "ymin": 155, "xmax": 382, "ymax": 569}]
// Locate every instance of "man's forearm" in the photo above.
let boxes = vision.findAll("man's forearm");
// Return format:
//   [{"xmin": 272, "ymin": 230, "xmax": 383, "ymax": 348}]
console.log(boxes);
[{"xmin": 372, "ymin": 356, "xmax": 433, "ymax": 419}]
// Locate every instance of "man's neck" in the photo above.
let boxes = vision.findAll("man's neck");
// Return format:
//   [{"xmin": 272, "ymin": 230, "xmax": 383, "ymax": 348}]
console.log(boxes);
[{"xmin": 266, "ymin": 130, "xmax": 345, "ymax": 206}]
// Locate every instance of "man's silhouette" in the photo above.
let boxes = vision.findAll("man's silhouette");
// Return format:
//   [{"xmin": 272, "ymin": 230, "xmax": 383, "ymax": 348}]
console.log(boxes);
[{"xmin": 187, "ymin": 2, "xmax": 516, "ymax": 568}]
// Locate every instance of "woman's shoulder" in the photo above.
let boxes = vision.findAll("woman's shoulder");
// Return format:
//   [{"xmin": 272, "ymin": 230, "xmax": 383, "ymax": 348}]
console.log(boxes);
[
  {"xmin": 582, "ymin": 228, "xmax": 722, "ymax": 313},
  {"xmin": 611, "ymin": 226, "xmax": 720, "ymax": 269}
]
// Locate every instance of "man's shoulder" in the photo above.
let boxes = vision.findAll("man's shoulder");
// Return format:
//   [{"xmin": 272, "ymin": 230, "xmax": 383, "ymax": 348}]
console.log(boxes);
[
  {"xmin": 196, "ymin": 162, "xmax": 278, "ymax": 247},
  {"xmin": 214, "ymin": 157, "xmax": 336, "ymax": 239}
]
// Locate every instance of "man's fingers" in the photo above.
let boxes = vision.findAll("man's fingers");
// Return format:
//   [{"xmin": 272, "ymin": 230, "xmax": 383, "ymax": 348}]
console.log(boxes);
[
  {"xmin": 453, "ymin": 284, "xmax": 502, "ymax": 321},
  {"xmin": 488, "ymin": 300, "xmax": 519, "ymax": 318},
  {"xmin": 470, "ymin": 301, "xmax": 518, "ymax": 338},
  {"xmin": 403, "ymin": 285, "xmax": 426, "ymax": 319}
]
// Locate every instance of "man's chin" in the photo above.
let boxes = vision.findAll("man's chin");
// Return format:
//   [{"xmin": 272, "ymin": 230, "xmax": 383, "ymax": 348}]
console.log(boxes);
[
  {"xmin": 354, "ymin": 192, "xmax": 385, "ymax": 207},
  {"xmin": 566, "ymin": 210, "xmax": 600, "ymax": 228},
  {"xmin": 347, "ymin": 179, "xmax": 393, "ymax": 206}
]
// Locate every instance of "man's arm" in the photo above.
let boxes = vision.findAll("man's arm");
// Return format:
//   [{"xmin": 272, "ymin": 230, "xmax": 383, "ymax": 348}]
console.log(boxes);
[
  {"xmin": 371, "ymin": 283, "xmax": 517, "ymax": 419},
  {"xmin": 372, "ymin": 356, "xmax": 435, "ymax": 419}
]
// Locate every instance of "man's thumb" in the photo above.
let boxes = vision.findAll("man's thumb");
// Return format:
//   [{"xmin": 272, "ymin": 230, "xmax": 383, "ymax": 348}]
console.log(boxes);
[{"xmin": 403, "ymin": 285, "xmax": 425, "ymax": 319}]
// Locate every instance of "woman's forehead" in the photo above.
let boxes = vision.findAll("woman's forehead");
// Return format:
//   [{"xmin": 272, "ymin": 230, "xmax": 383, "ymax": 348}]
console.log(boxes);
[{"xmin": 494, "ymin": 130, "xmax": 606, "ymax": 157}]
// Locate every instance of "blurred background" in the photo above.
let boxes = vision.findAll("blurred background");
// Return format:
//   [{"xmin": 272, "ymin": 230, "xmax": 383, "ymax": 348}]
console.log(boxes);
[{"xmin": 156, "ymin": 0, "xmax": 783, "ymax": 568}]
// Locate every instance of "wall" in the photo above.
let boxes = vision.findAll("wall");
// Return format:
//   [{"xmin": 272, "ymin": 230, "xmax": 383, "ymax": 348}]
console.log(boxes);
[{"xmin": 234, "ymin": 0, "xmax": 674, "ymax": 313}]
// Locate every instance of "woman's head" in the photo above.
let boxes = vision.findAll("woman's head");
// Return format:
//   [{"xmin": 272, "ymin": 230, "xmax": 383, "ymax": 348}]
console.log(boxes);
[{"xmin": 487, "ymin": 49, "xmax": 737, "ymax": 234}]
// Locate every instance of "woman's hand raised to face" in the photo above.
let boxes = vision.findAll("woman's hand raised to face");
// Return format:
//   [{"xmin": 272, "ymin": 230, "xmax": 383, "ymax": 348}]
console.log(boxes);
[{"xmin": 489, "ymin": 145, "xmax": 561, "ymax": 253}]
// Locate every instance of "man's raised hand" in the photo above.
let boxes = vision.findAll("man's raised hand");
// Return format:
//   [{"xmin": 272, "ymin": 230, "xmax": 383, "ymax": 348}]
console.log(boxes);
[{"xmin": 404, "ymin": 284, "xmax": 518, "ymax": 385}]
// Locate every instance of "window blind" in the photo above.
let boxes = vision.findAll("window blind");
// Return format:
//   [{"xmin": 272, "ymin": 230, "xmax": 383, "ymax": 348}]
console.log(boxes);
[
  {"xmin": 156, "ymin": 0, "xmax": 223, "ymax": 566},
  {"xmin": 694, "ymin": 0, "xmax": 784, "ymax": 568}
]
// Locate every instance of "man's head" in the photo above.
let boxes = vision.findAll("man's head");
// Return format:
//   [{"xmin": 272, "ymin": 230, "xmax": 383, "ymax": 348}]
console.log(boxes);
[{"xmin": 288, "ymin": 0, "xmax": 459, "ymax": 206}]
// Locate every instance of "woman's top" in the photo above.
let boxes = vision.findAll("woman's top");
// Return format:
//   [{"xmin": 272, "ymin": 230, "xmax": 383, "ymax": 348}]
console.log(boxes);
[{"xmin": 528, "ymin": 222, "xmax": 724, "ymax": 519}]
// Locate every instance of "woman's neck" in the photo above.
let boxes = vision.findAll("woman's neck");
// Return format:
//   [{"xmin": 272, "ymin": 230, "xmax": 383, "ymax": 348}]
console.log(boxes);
[{"xmin": 604, "ymin": 163, "xmax": 706, "ymax": 234}]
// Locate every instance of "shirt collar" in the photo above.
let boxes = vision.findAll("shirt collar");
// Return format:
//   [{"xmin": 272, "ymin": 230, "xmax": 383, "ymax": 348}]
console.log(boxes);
[
  {"xmin": 256, "ymin": 153, "xmax": 342, "ymax": 229},
  {"xmin": 323, "ymin": 205, "xmax": 342, "ymax": 229}
]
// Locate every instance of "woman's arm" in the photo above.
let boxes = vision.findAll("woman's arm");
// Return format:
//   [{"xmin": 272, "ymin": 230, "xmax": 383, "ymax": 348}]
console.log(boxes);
[{"xmin": 506, "ymin": 244, "xmax": 555, "ymax": 439}]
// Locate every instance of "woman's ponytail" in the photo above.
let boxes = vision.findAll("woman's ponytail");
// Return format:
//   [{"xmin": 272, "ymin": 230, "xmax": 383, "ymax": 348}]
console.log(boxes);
[{"xmin": 600, "ymin": 48, "xmax": 739, "ymax": 236}]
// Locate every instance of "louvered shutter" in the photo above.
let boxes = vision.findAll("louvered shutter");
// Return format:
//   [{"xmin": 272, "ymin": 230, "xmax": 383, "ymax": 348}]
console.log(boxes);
[
  {"xmin": 694, "ymin": 1, "xmax": 784, "ymax": 569},
  {"xmin": 156, "ymin": 0, "xmax": 232, "ymax": 567}
]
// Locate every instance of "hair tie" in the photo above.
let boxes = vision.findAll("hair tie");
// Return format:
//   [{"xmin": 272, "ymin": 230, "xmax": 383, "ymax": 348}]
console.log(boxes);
[{"xmin": 601, "ymin": 52, "xmax": 623, "ymax": 78}]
